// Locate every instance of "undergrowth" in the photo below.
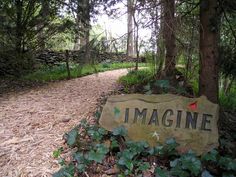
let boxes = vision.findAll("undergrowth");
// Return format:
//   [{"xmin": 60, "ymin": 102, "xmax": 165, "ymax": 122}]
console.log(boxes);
[
  {"xmin": 119, "ymin": 69, "xmax": 236, "ymax": 111},
  {"xmin": 23, "ymin": 62, "xmax": 147, "ymax": 82},
  {"xmin": 52, "ymin": 116, "xmax": 236, "ymax": 177},
  {"xmin": 118, "ymin": 69, "xmax": 154, "ymax": 92},
  {"xmin": 219, "ymin": 86, "xmax": 236, "ymax": 112}
]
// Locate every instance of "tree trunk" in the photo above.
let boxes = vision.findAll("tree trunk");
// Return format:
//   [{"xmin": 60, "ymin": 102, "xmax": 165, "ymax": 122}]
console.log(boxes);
[
  {"xmin": 74, "ymin": 0, "xmax": 90, "ymax": 54},
  {"xmin": 38, "ymin": 0, "xmax": 49, "ymax": 50},
  {"xmin": 15, "ymin": 0, "xmax": 23, "ymax": 53},
  {"xmin": 163, "ymin": 0, "xmax": 176, "ymax": 77},
  {"xmin": 185, "ymin": 17, "xmax": 195, "ymax": 80},
  {"xmin": 199, "ymin": 0, "xmax": 220, "ymax": 103},
  {"xmin": 84, "ymin": 0, "xmax": 90, "ymax": 62},
  {"xmin": 156, "ymin": 0, "xmax": 165, "ymax": 75},
  {"xmin": 127, "ymin": 0, "xmax": 134, "ymax": 57},
  {"xmin": 225, "ymin": 77, "xmax": 234, "ymax": 95}
]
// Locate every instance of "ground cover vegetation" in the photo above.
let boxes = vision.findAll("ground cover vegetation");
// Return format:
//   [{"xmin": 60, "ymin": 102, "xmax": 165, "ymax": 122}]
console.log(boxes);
[
  {"xmin": 23, "ymin": 62, "xmax": 147, "ymax": 82},
  {"xmin": 52, "ymin": 115, "xmax": 236, "ymax": 177},
  {"xmin": 1, "ymin": 0, "xmax": 236, "ymax": 176}
]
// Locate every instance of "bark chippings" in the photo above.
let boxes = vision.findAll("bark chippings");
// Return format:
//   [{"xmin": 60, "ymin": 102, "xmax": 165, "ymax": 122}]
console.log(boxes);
[{"xmin": 0, "ymin": 69, "xmax": 128, "ymax": 177}]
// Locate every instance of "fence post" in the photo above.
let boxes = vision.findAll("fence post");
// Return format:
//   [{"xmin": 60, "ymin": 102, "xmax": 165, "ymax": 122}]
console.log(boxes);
[{"xmin": 65, "ymin": 50, "xmax": 71, "ymax": 79}]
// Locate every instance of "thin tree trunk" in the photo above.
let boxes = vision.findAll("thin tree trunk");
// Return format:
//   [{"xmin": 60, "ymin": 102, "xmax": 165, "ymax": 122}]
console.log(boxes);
[
  {"xmin": 156, "ymin": 0, "xmax": 164, "ymax": 75},
  {"xmin": 199, "ymin": 0, "xmax": 220, "ymax": 103},
  {"xmin": 163, "ymin": 0, "xmax": 176, "ymax": 77},
  {"xmin": 225, "ymin": 77, "xmax": 234, "ymax": 95},
  {"xmin": 73, "ymin": 13, "xmax": 81, "ymax": 50},
  {"xmin": 134, "ymin": 20, "xmax": 139, "ymax": 70},
  {"xmin": 38, "ymin": 0, "xmax": 49, "ymax": 50},
  {"xmin": 74, "ymin": 0, "xmax": 90, "ymax": 52},
  {"xmin": 15, "ymin": 0, "xmax": 23, "ymax": 53},
  {"xmin": 84, "ymin": 0, "xmax": 90, "ymax": 62},
  {"xmin": 185, "ymin": 17, "xmax": 195, "ymax": 80},
  {"xmin": 127, "ymin": 0, "xmax": 134, "ymax": 57}
]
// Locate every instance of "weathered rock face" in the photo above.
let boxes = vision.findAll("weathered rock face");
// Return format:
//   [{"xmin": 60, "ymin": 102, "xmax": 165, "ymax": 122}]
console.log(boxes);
[{"xmin": 99, "ymin": 94, "xmax": 219, "ymax": 155}]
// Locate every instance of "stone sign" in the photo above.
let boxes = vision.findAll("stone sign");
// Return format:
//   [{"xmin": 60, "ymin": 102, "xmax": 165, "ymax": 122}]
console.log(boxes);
[{"xmin": 99, "ymin": 94, "xmax": 219, "ymax": 155}]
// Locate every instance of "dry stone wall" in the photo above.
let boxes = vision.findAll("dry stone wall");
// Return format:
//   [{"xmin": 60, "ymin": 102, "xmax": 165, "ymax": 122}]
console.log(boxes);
[{"xmin": 36, "ymin": 50, "xmax": 143, "ymax": 66}]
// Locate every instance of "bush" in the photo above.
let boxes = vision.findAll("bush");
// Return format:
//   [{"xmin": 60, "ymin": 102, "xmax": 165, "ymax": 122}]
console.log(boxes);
[
  {"xmin": 119, "ymin": 69, "xmax": 154, "ymax": 88},
  {"xmin": 53, "ymin": 120, "xmax": 236, "ymax": 177},
  {"xmin": 220, "ymin": 88, "xmax": 236, "ymax": 112},
  {"xmin": 0, "ymin": 50, "xmax": 35, "ymax": 76}
]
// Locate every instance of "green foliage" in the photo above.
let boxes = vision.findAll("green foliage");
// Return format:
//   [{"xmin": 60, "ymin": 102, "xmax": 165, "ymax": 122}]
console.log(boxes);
[
  {"xmin": 201, "ymin": 149, "xmax": 236, "ymax": 176},
  {"xmin": 53, "ymin": 147, "xmax": 64, "ymax": 158},
  {"xmin": 23, "ymin": 62, "xmax": 146, "ymax": 82},
  {"xmin": 87, "ymin": 144, "xmax": 109, "ymax": 163},
  {"xmin": 53, "ymin": 120, "xmax": 236, "ymax": 176},
  {"xmin": 170, "ymin": 151, "xmax": 201, "ymax": 177},
  {"xmin": 201, "ymin": 170, "xmax": 214, "ymax": 177},
  {"xmin": 53, "ymin": 163, "xmax": 75, "ymax": 177},
  {"xmin": 88, "ymin": 127, "xmax": 108, "ymax": 141},
  {"xmin": 0, "ymin": 0, "xmax": 73, "ymax": 76},
  {"xmin": 149, "ymin": 138, "xmax": 179, "ymax": 157},
  {"xmin": 154, "ymin": 80, "xmax": 170, "ymax": 89},
  {"xmin": 219, "ymin": 88, "xmax": 236, "ymax": 111},
  {"xmin": 118, "ymin": 69, "xmax": 154, "ymax": 91},
  {"xmin": 117, "ymin": 140, "xmax": 150, "ymax": 175},
  {"xmin": 64, "ymin": 128, "xmax": 79, "ymax": 147},
  {"xmin": 155, "ymin": 167, "xmax": 169, "ymax": 177},
  {"xmin": 112, "ymin": 125, "xmax": 128, "ymax": 136},
  {"xmin": 201, "ymin": 149, "xmax": 218, "ymax": 162}
]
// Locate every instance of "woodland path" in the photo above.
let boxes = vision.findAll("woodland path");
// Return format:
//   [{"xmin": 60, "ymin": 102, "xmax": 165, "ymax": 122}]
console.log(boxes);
[{"xmin": 0, "ymin": 69, "xmax": 128, "ymax": 177}]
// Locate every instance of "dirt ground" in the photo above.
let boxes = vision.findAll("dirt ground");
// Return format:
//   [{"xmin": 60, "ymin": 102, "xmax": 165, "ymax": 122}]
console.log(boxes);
[{"xmin": 0, "ymin": 69, "xmax": 128, "ymax": 177}]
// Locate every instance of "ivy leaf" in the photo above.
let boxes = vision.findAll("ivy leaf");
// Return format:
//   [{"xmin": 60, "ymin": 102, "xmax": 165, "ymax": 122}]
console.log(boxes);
[
  {"xmin": 96, "ymin": 144, "xmax": 109, "ymax": 154},
  {"xmin": 155, "ymin": 167, "xmax": 169, "ymax": 177},
  {"xmin": 94, "ymin": 110, "xmax": 101, "ymax": 120},
  {"xmin": 126, "ymin": 141, "xmax": 149, "ymax": 155},
  {"xmin": 165, "ymin": 138, "xmax": 176, "ymax": 145},
  {"xmin": 170, "ymin": 166, "xmax": 189, "ymax": 177},
  {"xmin": 64, "ymin": 128, "xmax": 78, "ymax": 147},
  {"xmin": 98, "ymin": 127, "xmax": 108, "ymax": 135},
  {"xmin": 144, "ymin": 83, "xmax": 151, "ymax": 91},
  {"xmin": 201, "ymin": 170, "xmax": 214, "ymax": 177},
  {"xmin": 88, "ymin": 144, "xmax": 109, "ymax": 163},
  {"xmin": 201, "ymin": 149, "xmax": 218, "ymax": 162},
  {"xmin": 111, "ymin": 139, "xmax": 119, "ymax": 149},
  {"xmin": 154, "ymin": 80, "xmax": 170, "ymax": 88},
  {"xmin": 73, "ymin": 152, "xmax": 85, "ymax": 163},
  {"xmin": 218, "ymin": 156, "xmax": 236, "ymax": 171},
  {"xmin": 112, "ymin": 125, "xmax": 128, "ymax": 136},
  {"xmin": 88, "ymin": 150, "xmax": 106, "ymax": 163},
  {"xmin": 118, "ymin": 156, "xmax": 134, "ymax": 171},
  {"xmin": 170, "ymin": 159, "xmax": 179, "ymax": 168},
  {"xmin": 137, "ymin": 162, "xmax": 150, "ymax": 171},
  {"xmin": 114, "ymin": 107, "xmax": 121, "ymax": 118},
  {"xmin": 222, "ymin": 172, "xmax": 235, "ymax": 177},
  {"xmin": 53, "ymin": 164, "xmax": 75, "ymax": 177},
  {"xmin": 164, "ymin": 138, "xmax": 179, "ymax": 155},
  {"xmin": 181, "ymin": 153, "xmax": 202, "ymax": 176},
  {"xmin": 145, "ymin": 90, "xmax": 153, "ymax": 95},
  {"xmin": 76, "ymin": 163, "xmax": 86, "ymax": 173},
  {"xmin": 88, "ymin": 129, "xmax": 103, "ymax": 141}
]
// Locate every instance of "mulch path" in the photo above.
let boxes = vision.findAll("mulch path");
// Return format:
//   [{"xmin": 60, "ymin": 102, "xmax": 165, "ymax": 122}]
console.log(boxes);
[{"xmin": 0, "ymin": 69, "xmax": 128, "ymax": 177}]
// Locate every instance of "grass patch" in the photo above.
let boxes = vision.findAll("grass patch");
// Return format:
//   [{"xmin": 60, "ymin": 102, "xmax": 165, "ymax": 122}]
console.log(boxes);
[
  {"xmin": 118, "ymin": 69, "xmax": 154, "ymax": 88},
  {"xmin": 23, "ymin": 62, "xmax": 147, "ymax": 82},
  {"xmin": 219, "ymin": 86, "xmax": 236, "ymax": 112}
]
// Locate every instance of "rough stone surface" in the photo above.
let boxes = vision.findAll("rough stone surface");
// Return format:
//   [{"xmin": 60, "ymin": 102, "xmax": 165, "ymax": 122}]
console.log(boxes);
[
  {"xmin": 36, "ymin": 50, "xmax": 139, "ymax": 66},
  {"xmin": 99, "ymin": 94, "xmax": 219, "ymax": 155}
]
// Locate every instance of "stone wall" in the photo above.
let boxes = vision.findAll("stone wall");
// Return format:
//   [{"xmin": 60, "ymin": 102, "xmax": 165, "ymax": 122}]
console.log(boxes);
[{"xmin": 36, "ymin": 50, "xmax": 144, "ymax": 66}]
